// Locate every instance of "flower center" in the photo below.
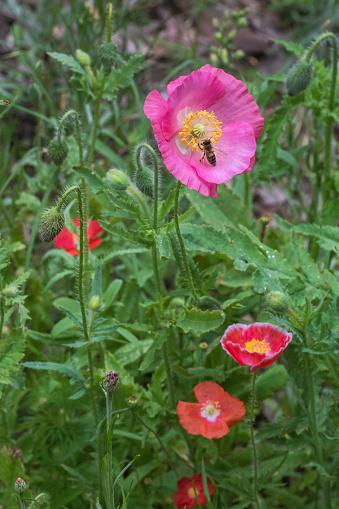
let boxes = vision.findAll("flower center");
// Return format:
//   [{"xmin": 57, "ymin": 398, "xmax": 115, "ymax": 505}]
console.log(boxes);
[
  {"xmin": 200, "ymin": 400, "xmax": 221, "ymax": 422},
  {"xmin": 72, "ymin": 233, "xmax": 79, "ymax": 245},
  {"xmin": 245, "ymin": 338, "xmax": 270, "ymax": 354},
  {"xmin": 188, "ymin": 487, "xmax": 199, "ymax": 499},
  {"xmin": 179, "ymin": 110, "xmax": 222, "ymax": 152}
]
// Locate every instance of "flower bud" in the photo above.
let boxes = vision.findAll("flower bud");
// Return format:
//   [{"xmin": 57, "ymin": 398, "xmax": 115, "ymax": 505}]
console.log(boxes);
[
  {"xmin": 48, "ymin": 138, "xmax": 69, "ymax": 166},
  {"xmin": 286, "ymin": 60, "xmax": 313, "ymax": 96},
  {"xmin": 236, "ymin": 17, "xmax": 248, "ymax": 28},
  {"xmin": 199, "ymin": 342, "xmax": 208, "ymax": 350},
  {"xmin": 234, "ymin": 49, "xmax": 245, "ymax": 60},
  {"xmin": 76, "ymin": 49, "xmax": 91, "ymax": 66},
  {"xmin": 266, "ymin": 291, "xmax": 289, "ymax": 313},
  {"xmin": 127, "ymin": 395, "xmax": 138, "ymax": 406},
  {"xmin": 98, "ymin": 41, "xmax": 118, "ymax": 76},
  {"xmin": 105, "ymin": 168, "xmax": 130, "ymax": 191},
  {"xmin": 103, "ymin": 371, "xmax": 120, "ymax": 394},
  {"xmin": 14, "ymin": 478, "xmax": 26, "ymax": 494},
  {"xmin": 39, "ymin": 207, "xmax": 65, "ymax": 242},
  {"xmin": 214, "ymin": 32, "xmax": 223, "ymax": 43},
  {"xmin": 90, "ymin": 295, "xmax": 100, "ymax": 310},
  {"xmin": 135, "ymin": 167, "xmax": 154, "ymax": 199},
  {"xmin": 212, "ymin": 18, "xmax": 220, "ymax": 29}
]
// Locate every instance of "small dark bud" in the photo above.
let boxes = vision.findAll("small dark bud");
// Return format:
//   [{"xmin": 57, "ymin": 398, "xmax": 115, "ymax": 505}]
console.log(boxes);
[
  {"xmin": 98, "ymin": 41, "xmax": 118, "ymax": 76},
  {"xmin": 14, "ymin": 478, "xmax": 26, "ymax": 494},
  {"xmin": 266, "ymin": 291, "xmax": 289, "ymax": 313},
  {"xmin": 48, "ymin": 138, "xmax": 69, "ymax": 166},
  {"xmin": 103, "ymin": 371, "xmax": 120, "ymax": 394},
  {"xmin": 135, "ymin": 167, "xmax": 154, "ymax": 199},
  {"xmin": 39, "ymin": 207, "xmax": 65, "ymax": 242},
  {"xmin": 286, "ymin": 60, "xmax": 313, "ymax": 96},
  {"xmin": 105, "ymin": 168, "xmax": 130, "ymax": 191}
]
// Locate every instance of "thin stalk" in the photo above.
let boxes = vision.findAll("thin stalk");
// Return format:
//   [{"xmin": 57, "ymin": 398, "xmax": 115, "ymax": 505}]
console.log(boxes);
[
  {"xmin": 303, "ymin": 331, "xmax": 331, "ymax": 508},
  {"xmin": 162, "ymin": 340, "xmax": 175, "ymax": 409},
  {"xmin": 244, "ymin": 172, "xmax": 250, "ymax": 212},
  {"xmin": 249, "ymin": 370, "xmax": 260, "ymax": 509},
  {"xmin": 0, "ymin": 297, "xmax": 4, "ymax": 339},
  {"xmin": 127, "ymin": 186, "xmax": 151, "ymax": 222},
  {"xmin": 88, "ymin": 79, "xmax": 105, "ymax": 168},
  {"xmin": 305, "ymin": 33, "xmax": 338, "ymax": 205},
  {"xmin": 174, "ymin": 181, "xmax": 198, "ymax": 301},
  {"xmin": 105, "ymin": 392, "xmax": 113, "ymax": 432}
]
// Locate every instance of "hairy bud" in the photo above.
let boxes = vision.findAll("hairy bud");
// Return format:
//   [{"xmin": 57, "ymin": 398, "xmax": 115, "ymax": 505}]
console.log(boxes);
[
  {"xmin": 105, "ymin": 168, "xmax": 130, "ymax": 191},
  {"xmin": 39, "ymin": 207, "xmax": 65, "ymax": 242},
  {"xmin": 98, "ymin": 41, "xmax": 118, "ymax": 76},
  {"xmin": 103, "ymin": 371, "xmax": 120, "ymax": 394},
  {"xmin": 286, "ymin": 60, "xmax": 313, "ymax": 96},
  {"xmin": 14, "ymin": 478, "xmax": 26, "ymax": 494},
  {"xmin": 266, "ymin": 291, "xmax": 289, "ymax": 313},
  {"xmin": 48, "ymin": 138, "xmax": 69, "ymax": 166},
  {"xmin": 76, "ymin": 49, "xmax": 91, "ymax": 66},
  {"xmin": 135, "ymin": 166, "xmax": 154, "ymax": 199}
]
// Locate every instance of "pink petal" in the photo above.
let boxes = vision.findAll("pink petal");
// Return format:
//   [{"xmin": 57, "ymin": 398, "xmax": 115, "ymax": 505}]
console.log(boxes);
[
  {"xmin": 199, "ymin": 65, "xmax": 264, "ymax": 140},
  {"xmin": 194, "ymin": 121, "xmax": 256, "ymax": 184},
  {"xmin": 167, "ymin": 74, "xmax": 188, "ymax": 95}
]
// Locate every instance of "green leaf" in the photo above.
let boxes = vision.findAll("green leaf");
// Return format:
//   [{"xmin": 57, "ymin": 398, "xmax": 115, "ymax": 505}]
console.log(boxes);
[
  {"xmin": 73, "ymin": 166, "xmax": 104, "ymax": 193},
  {"xmin": 155, "ymin": 233, "xmax": 172, "ymax": 260},
  {"xmin": 176, "ymin": 307, "xmax": 225, "ymax": 335},
  {"xmin": 47, "ymin": 52, "xmax": 85, "ymax": 74},
  {"xmin": 22, "ymin": 361, "xmax": 86, "ymax": 382},
  {"xmin": 103, "ymin": 55, "xmax": 144, "ymax": 98},
  {"xmin": 114, "ymin": 339, "xmax": 153, "ymax": 366},
  {"xmin": 273, "ymin": 39, "xmax": 305, "ymax": 56},
  {"xmin": 256, "ymin": 365, "xmax": 290, "ymax": 400},
  {"xmin": 0, "ymin": 330, "xmax": 25, "ymax": 392},
  {"xmin": 99, "ymin": 221, "xmax": 152, "ymax": 247},
  {"xmin": 275, "ymin": 214, "xmax": 339, "ymax": 251},
  {"xmin": 91, "ymin": 264, "xmax": 103, "ymax": 299},
  {"xmin": 102, "ymin": 279, "xmax": 123, "ymax": 308}
]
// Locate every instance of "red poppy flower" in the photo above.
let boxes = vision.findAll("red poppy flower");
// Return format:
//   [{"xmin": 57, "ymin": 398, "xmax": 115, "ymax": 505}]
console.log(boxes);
[
  {"xmin": 220, "ymin": 322, "xmax": 292, "ymax": 371},
  {"xmin": 177, "ymin": 381, "xmax": 245, "ymax": 439},
  {"xmin": 173, "ymin": 473, "xmax": 215, "ymax": 509},
  {"xmin": 53, "ymin": 218, "xmax": 103, "ymax": 256}
]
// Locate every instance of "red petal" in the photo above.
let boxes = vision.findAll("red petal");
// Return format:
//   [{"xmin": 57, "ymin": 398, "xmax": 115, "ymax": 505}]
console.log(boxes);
[
  {"xmin": 87, "ymin": 220, "xmax": 103, "ymax": 240},
  {"xmin": 177, "ymin": 402, "xmax": 202, "ymax": 435},
  {"xmin": 173, "ymin": 491, "xmax": 197, "ymax": 508},
  {"xmin": 199, "ymin": 418, "xmax": 229, "ymax": 439},
  {"xmin": 219, "ymin": 391, "xmax": 246, "ymax": 427},
  {"xmin": 194, "ymin": 381, "xmax": 225, "ymax": 403},
  {"xmin": 53, "ymin": 226, "xmax": 76, "ymax": 251},
  {"xmin": 88, "ymin": 238, "xmax": 102, "ymax": 251}
]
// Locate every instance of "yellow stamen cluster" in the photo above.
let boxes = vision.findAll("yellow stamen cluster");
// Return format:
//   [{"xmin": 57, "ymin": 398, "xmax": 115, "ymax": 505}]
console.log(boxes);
[
  {"xmin": 179, "ymin": 110, "xmax": 222, "ymax": 152},
  {"xmin": 200, "ymin": 399, "xmax": 221, "ymax": 417},
  {"xmin": 188, "ymin": 487, "xmax": 200, "ymax": 498},
  {"xmin": 245, "ymin": 338, "xmax": 270, "ymax": 354}
]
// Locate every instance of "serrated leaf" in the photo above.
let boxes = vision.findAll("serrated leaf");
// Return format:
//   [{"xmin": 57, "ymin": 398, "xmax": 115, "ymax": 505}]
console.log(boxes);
[
  {"xmin": 275, "ymin": 214, "xmax": 339, "ymax": 251},
  {"xmin": 0, "ymin": 329, "xmax": 25, "ymax": 388},
  {"xmin": 176, "ymin": 307, "xmax": 224, "ymax": 335},
  {"xmin": 99, "ymin": 222, "xmax": 152, "ymax": 247},
  {"xmin": 155, "ymin": 233, "xmax": 171, "ymax": 260},
  {"xmin": 103, "ymin": 55, "xmax": 144, "ymax": 99},
  {"xmin": 273, "ymin": 39, "xmax": 305, "ymax": 56},
  {"xmin": 114, "ymin": 339, "xmax": 153, "ymax": 366},
  {"xmin": 23, "ymin": 361, "xmax": 86, "ymax": 382},
  {"xmin": 47, "ymin": 52, "xmax": 85, "ymax": 74},
  {"xmin": 73, "ymin": 166, "xmax": 104, "ymax": 192}
]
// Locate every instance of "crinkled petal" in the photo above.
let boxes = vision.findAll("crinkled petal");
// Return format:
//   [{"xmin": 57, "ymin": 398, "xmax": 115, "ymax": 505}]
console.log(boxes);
[
  {"xmin": 173, "ymin": 490, "xmax": 197, "ymax": 509},
  {"xmin": 88, "ymin": 238, "xmax": 102, "ymax": 251},
  {"xmin": 87, "ymin": 220, "xmax": 103, "ymax": 240},
  {"xmin": 199, "ymin": 64, "xmax": 264, "ymax": 140},
  {"xmin": 194, "ymin": 381, "xmax": 225, "ymax": 403},
  {"xmin": 53, "ymin": 226, "xmax": 76, "ymax": 252},
  {"xmin": 194, "ymin": 122, "xmax": 256, "ymax": 183},
  {"xmin": 199, "ymin": 417, "xmax": 229, "ymax": 439},
  {"xmin": 219, "ymin": 392, "xmax": 246, "ymax": 427}
]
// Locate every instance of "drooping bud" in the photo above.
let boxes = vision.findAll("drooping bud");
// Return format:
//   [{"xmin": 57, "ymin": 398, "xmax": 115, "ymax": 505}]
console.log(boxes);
[
  {"xmin": 98, "ymin": 41, "xmax": 118, "ymax": 76},
  {"xmin": 90, "ymin": 295, "xmax": 100, "ymax": 310},
  {"xmin": 39, "ymin": 207, "xmax": 65, "ymax": 242},
  {"xmin": 76, "ymin": 49, "xmax": 91, "ymax": 66},
  {"xmin": 14, "ymin": 478, "xmax": 26, "ymax": 494},
  {"xmin": 135, "ymin": 166, "xmax": 154, "ymax": 199},
  {"xmin": 286, "ymin": 60, "xmax": 313, "ymax": 96},
  {"xmin": 266, "ymin": 291, "xmax": 289, "ymax": 313},
  {"xmin": 48, "ymin": 138, "xmax": 69, "ymax": 166},
  {"xmin": 105, "ymin": 168, "xmax": 130, "ymax": 191},
  {"xmin": 102, "ymin": 371, "xmax": 120, "ymax": 394}
]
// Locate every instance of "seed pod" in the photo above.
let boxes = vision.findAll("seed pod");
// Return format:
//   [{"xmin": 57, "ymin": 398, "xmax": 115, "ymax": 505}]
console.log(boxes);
[
  {"xmin": 39, "ymin": 207, "xmax": 65, "ymax": 242},
  {"xmin": 48, "ymin": 138, "xmax": 69, "ymax": 166},
  {"xmin": 286, "ymin": 60, "xmax": 313, "ymax": 96},
  {"xmin": 98, "ymin": 41, "xmax": 118, "ymax": 76}
]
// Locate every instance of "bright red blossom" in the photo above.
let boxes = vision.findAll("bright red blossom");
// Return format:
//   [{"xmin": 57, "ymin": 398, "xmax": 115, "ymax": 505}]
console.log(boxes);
[
  {"xmin": 53, "ymin": 218, "xmax": 103, "ymax": 256},
  {"xmin": 144, "ymin": 65, "xmax": 264, "ymax": 197},
  {"xmin": 173, "ymin": 473, "xmax": 215, "ymax": 509},
  {"xmin": 221, "ymin": 322, "xmax": 292, "ymax": 371},
  {"xmin": 177, "ymin": 381, "xmax": 245, "ymax": 439}
]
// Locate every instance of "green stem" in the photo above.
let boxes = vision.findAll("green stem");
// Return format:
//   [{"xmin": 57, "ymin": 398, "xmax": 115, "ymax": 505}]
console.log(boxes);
[
  {"xmin": 244, "ymin": 172, "xmax": 250, "ymax": 212},
  {"xmin": 127, "ymin": 186, "xmax": 151, "ymax": 222},
  {"xmin": 303, "ymin": 332, "xmax": 331, "ymax": 508},
  {"xmin": 0, "ymin": 297, "xmax": 4, "ymax": 339},
  {"xmin": 106, "ymin": 3, "xmax": 113, "ymax": 42},
  {"xmin": 105, "ymin": 392, "xmax": 113, "ymax": 432},
  {"xmin": 250, "ymin": 370, "xmax": 260, "ymax": 508},
  {"xmin": 134, "ymin": 142, "xmax": 159, "ymax": 230},
  {"xmin": 174, "ymin": 181, "xmax": 198, "ymax": 301},
  {"xmin": 162, "ymin": 340, "xmax": 175, "ymax": 408},
  {"xmin": 305, "ymin": 32, "xmax": 338, "ymax": 206},
  {"xmin": 88, "ymin": 80, "xmax": 105, "ymax": 168}
]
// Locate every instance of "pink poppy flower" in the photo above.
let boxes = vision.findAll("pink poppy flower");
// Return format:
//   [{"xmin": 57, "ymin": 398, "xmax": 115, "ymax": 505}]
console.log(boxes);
[
  {"xmin": 53, "ymin": 218, "xmax": 103, "ymax": 256},
  {"xmin": 173, "ymin": 473, "xmax": 215, "ymax": 509},
  {"xmin": 144, "ymin": 65, "xmax": 264, "ymax": 197},
  {"xmin": 177, "ymin": 381, "xmax": 245, "ymax": 439},
  {"xmin": 221, "ymin": 322, "xmax": 292, "ymax": 371}
]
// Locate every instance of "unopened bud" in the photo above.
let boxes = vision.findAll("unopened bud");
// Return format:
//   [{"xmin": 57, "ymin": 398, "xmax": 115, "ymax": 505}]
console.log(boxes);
[
  {"xmin": 103, "ymin": 371, "xmax": 120, "ymax": 394},
  {"xmin": 266, "ymin": 291, "xmax": 289, "ymax": 313},
  {"xmin": 98, "ymin": 41, "xmax": 118, "ymax": 76},
  {"xmin": 286, "ymin": 60, "xmax": 313, "ymax": 96},
  {"xmin": 236, "ymin": 17, "xmax": 248, "ymax": 28},
  {"xmin": 90, "ymin": 295, "xmax": 100, "ymax": 310},
  {"xmin": 15, "ymin": 478, "xmax": 26, "ymax": 494},
  {"xmin": 199, "ymin": 342, "xmax": 208, "ymax": 349},
  {"xmin": 105, "ymin": 168, "xmax": 130, "ymax": 191},
  {"xmin": 135, "ymin": 167, "xmax": 154, "ymax": 199},
  {"xmin": 212, "ymin": 18, "xmax": 220, "ymax": 29},
  {"xmin": 234, "ymin": 49, "xmax": 245, "ymax": 59},
  {"xmin": 39, "ymin": 207, "xmax": 65, "ymax": 242},
  {"xmin": 76, "ymin": 49, "xmax": 91, "ymax": 66},
  {"xmin": 214, "ymin": 32, "xmax": 223, "ymax": 43},
  {"xmin": 48, "ymin": 138, "xmax": 69, "ymax": 166}
]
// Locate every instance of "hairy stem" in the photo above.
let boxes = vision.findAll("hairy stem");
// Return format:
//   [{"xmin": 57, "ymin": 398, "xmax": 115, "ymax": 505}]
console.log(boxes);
[
  {"xmin": 250, "ymin": 370, "xmax": 260, "ymax": 508},
  {"xmin": 174, "ymin": 181, "xmax": 198, "ymax": 300}
]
